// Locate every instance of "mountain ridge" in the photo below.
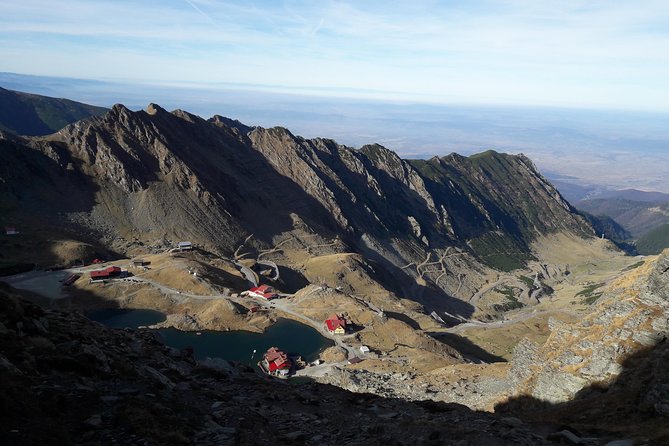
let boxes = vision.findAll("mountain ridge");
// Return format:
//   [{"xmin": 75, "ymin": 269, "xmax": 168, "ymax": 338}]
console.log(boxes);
[{"xmin": 1, "ymin": 101, "xmax": 595, "ymax": 315}]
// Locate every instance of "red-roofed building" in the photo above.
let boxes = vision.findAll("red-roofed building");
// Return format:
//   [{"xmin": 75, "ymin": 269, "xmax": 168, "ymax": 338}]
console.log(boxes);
[
  {"xmin": 248, "ymin": 284, "xmax": 278, "ymax": 300},
  {"xmin": 90, "ymin": 266, "xmax": 123, "ymax": 281},
  {"xmin": 325, "ymin": 314, "xmax": 347, "ymax": 334},
  {"xmin": 260, "ymin": 347, "xmax": 292, "ymax": 377}
]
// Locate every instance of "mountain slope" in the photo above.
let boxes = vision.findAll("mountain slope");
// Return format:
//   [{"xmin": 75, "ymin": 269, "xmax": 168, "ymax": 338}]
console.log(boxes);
[
  {"xmin": 636, "ymin": 223, "xmax": 669, "ymax": 255},
  {"xmin": 575, "ymin": 197, "xmax": 669, "ymax": 238},
  {"xmin": 0, "ymin": 103, "xmax": 595, "ymax": 309},
  {"xmin": 0, "ymin": 87, "xmax": 107, "ymax": 136}
]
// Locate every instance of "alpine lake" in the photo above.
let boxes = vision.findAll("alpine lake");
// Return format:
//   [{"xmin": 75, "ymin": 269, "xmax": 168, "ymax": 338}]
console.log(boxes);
[{"xmin": 86, "ymin": 308, "xmax": 333, "ymax": 365}]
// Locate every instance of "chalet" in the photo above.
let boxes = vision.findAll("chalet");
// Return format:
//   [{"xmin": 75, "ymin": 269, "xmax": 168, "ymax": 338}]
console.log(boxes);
[
  {"xmin": 5, "ymin": 227, "xmax": 19, "ymax": 235},
  {"xmin": 259, "ymin": 347, "xmax": 292, "ymax": 377},
  {"xmin": 90, "ymin": 266, "xmax": 123, "ymax": 281},
  {"xmin": 177, "ymin": 241, "xmax": 193, "ymax": 252},
  {"xmin": 325, "ymin": 314, "xmax": 347, "ymax": 334},
  {"xmin": 247, "ymin": 285, "xmax": 278, "ymax": 300}
]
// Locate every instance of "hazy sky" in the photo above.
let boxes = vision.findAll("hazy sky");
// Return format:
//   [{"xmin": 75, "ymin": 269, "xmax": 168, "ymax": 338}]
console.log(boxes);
[{"xmin": 2, "ymin": 0, "xmax": 669, "ymax": 111}]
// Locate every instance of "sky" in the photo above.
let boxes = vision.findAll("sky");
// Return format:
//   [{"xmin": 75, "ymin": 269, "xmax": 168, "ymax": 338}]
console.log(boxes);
[{"xmin": 2, "ymin": 0, "xmax": 669, "ymax": 111}]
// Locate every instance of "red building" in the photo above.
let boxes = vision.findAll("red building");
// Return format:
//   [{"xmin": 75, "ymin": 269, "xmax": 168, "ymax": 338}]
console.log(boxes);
[
  {"xmin": 325, "ymin": 314, "xmax": 347, "ymax": 334},
  {"xmin": 260, "ymin": 347, "xmax": 292, "ymax": 377},
  {"xmin": 248, "ymin": 285, "xmax": 278, "ymax": 300},
  {"xmin": 90, "ymin": 266, "xmax": 122, "ymax": 280}
]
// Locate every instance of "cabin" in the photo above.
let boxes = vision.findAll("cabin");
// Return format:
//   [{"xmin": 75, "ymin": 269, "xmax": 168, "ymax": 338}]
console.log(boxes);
[
  {"xmin": 177, "ymin": 241, "xmax": 193, "ymax": 252},
  {"xmin": 260, "ymin": 347, "xmax": 292, "ymax": 377},
  {"xmin": 90, "ymin": 266, "xmax": 123, "ymax": 281},
  {"xmin": 132, "ymin": 259, "xmax": 147, "ymax": 267},
  {"xmin": 4, "ymin": 227, "xmax": 19, "ymax": 235},
  {"xmin": 325, "ymin": 314, "xmax": 347, "ymax": 334},
  {"xmin": 248, "ymin": 284, "xmax": 278, "ymax": 300}
]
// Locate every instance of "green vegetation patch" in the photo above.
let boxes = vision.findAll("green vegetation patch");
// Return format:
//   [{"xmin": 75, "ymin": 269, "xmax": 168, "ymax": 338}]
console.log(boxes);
[
  {"xmin": 518, "ymin": 275, "xmax": 535, "ymax": 288},
  {"xmin": 622, "ymin": 260, "xmax": 645, "ymax": 272},
  {"xmin": 469, "ymin": 235, "xmax": 533, "ymax": 272},
  {"xmin": 576, "ymin": 282, "xmax": 604, "ymax": 305},
  {"xmin": 493, "ymin": 285, "xmax": 524, "ymax": 312}
]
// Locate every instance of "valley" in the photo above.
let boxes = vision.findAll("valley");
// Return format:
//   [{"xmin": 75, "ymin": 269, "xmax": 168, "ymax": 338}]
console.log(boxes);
[{"xmin": 1, "ymin": 95, "xmax": 668, "ymax": 444}]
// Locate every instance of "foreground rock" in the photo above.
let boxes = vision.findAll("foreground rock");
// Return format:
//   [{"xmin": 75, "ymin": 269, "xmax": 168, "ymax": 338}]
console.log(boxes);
[{"xmin": 0, "ymin": 284, "xmax": 558, "ymax": 445}]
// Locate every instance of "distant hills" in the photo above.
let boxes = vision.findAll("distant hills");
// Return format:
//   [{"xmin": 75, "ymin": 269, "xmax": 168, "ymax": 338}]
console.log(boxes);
[
  {"xmin": 574, "ymin": 189, "xmax": 669, "ymax": 254},
  {"xmin": 636, "ymin": 223, "xmax": 669, "ymax": 255},
  {"xmin": 0, "ymin": 86, "xmax": 107, "ymax": 136}
]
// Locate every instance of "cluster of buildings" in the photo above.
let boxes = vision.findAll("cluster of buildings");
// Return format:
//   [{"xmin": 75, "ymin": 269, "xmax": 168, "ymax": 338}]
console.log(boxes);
[
  {"xmin": 245, "ymin": 285, "xmax": 278, "ymax": 300},
  {"xmin": 259, "ymin": 347, "xmax": 292, "ymax": 378}
]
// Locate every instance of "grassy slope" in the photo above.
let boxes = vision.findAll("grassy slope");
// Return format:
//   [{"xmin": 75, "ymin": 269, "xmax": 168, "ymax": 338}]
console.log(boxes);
[
  {"xmin": 636, "ymin": 222, "xmax": 669, "ymax": 255},
  {"xmin": 0, "ymin": 87, "xmax": 107, "ymax": 136}
]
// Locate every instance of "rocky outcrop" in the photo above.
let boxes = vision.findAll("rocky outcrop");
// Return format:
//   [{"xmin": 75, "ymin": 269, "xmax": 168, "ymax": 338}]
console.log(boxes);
[
  {"xmin": 509, "ymin": 254, "xmax": 669, "ymax": 404},
  {"xmin": 0, "ymin": 285, "xmax": 557, "ymax": 445},
  {"xmin": 498, "ymin": 253, "xmax": 669, "ymax": 442}
]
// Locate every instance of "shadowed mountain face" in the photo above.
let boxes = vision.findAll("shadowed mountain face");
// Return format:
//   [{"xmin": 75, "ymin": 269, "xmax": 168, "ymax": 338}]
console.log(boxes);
[
  {"xmin": 0, "ymin": 103, "xmax": 593, "ymax": 301},
  {"xmin": 0, "ymin": 87, "xmax": 108, "ymax": 136}
]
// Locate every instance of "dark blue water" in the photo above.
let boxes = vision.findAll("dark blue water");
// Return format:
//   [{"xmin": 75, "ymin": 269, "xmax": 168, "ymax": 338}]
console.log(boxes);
[{"xmin": 87, "ymin": 309, "xmax": 332, "ymax": 364}]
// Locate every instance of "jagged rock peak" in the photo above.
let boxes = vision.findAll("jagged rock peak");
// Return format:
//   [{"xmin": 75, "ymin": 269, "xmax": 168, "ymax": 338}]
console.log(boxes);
[
  {"xmin": 110, "ymin": 103, "xmax": 132, "ymax": 115},
  {"xmin": 146, "ymin": 103, "xmax": 166, "ymax": 115},
  {"xmin": 170, "ymin": 109, "xmax": 201, "ymax": 123},
  {"xmin": 209, "ymin": 115, "xmax": 252, "ymax": 134}
]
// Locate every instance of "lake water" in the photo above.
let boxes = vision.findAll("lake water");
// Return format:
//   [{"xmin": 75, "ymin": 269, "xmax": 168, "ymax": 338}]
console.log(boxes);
[
  {"xmin": 87, "ymin": 309, "xmax": 332, "ymax": 364},
  {"xmin": 87, "ymin": 308, "xmax": 166, "ymax": 328}
]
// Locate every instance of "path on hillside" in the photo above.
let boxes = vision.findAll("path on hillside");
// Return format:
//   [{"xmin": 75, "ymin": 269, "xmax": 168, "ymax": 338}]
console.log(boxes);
[{"xmin": 441, "ymin": 308, "xmax": 578, "ymax": 334}]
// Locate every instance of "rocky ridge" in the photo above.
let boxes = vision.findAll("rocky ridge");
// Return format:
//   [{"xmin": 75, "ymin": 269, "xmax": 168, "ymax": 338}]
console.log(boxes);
[{"xmin": 0, "ymin": 102, "xmax": 594, "ymax": 311}]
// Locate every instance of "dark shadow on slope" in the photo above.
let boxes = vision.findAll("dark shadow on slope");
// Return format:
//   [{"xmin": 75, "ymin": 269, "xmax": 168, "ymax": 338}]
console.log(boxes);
[
  {"xmin": 384, "ymin": 311, "xmax": 421, "ymax": 330},
  {"xmin": 135, "ymin": 111, "xmax": 344, "ymax": 245},
  {"xmin": 276, "ymin": 265, "xmax": 310, "ymax": 294},
  {"xmin": 352, "ymin": 244, "xmax": 477, "ymax": 321},
  {"xmin": 431, "ymin": 332, "xmax": 507, "ymax": 363},
  {"xmin": 495, "ymin": 339, "xmax": 669, "ymax": 443},
  {"xmin": 0, "ymin": 137, "xmax": 124, "ymax": 266}
]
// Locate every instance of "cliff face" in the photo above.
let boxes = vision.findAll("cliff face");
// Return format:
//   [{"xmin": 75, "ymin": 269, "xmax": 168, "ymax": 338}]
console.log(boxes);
[{"xmin": 0, "ymin": 103, "xmax": 593, "ymax": 300}]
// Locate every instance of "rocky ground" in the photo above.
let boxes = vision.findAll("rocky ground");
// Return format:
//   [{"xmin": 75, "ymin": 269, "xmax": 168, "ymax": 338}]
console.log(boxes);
[{"xmin": 0, "ymin": 283, "xmax": 569, "ymax": 446}]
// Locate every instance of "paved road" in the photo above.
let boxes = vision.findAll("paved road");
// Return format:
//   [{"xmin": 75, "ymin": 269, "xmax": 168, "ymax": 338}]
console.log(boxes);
[
  {"xmin": 442, "ymin": 308, "xmax": 578, "ymax": 334},
  {"xmin": 233, "ymin": 261, "xmax": 258, "ymax": 287}
]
